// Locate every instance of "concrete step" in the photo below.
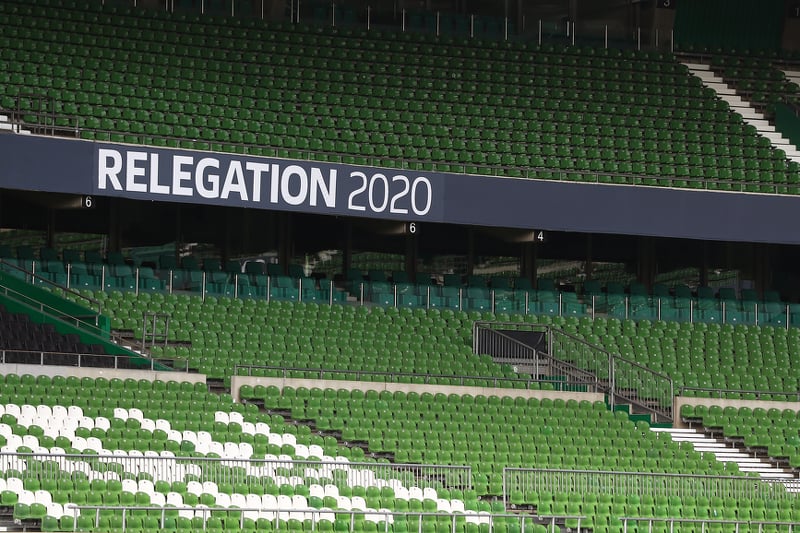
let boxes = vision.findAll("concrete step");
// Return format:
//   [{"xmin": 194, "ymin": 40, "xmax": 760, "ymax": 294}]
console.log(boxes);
[{"xmin": 684, "ymin": 62, "xmax": 711, "ymax": 71}]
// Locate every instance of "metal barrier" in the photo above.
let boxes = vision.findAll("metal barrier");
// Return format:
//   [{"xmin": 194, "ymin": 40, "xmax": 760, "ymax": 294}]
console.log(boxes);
[
  {"xmin": 471, "ymin": 324, "xmax": 600, "ymax": 392},
  {"xmin": 233, "ymin": 364, "xmax": 583, "ymax": 390},
  {"xmin": 502, "ymin": 468, "xmax": 795, "ymax": 507},
  {"xmin": 0, "ymin": 453, "xmax": 472, "ymax": 494},
  {"xmin": 0, "ymin": 349, "xmax": 187, "ymax": 372},
  {"xmin": 620, "ymin": 517, "xmax": 800, "ymax": 533},
  {"xmin": 678, "ymin": 387, "xmax": 800, "ymax": 402},
  {"xmin": 68, "ymin": 506, "xmax": 549, "ymax": 533},
  {"xmin": 474, "ymin": 322, "xmax": 673, "ymax": 422}
]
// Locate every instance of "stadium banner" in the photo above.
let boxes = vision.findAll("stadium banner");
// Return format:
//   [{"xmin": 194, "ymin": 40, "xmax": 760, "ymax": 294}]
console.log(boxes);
[
  {"xmin": 93, "ymin": 144, "xmax": 443, "ymax": 221},
  {"xmin": 2, "ymin": 134, "xmax": 800, "ymax": 245}
]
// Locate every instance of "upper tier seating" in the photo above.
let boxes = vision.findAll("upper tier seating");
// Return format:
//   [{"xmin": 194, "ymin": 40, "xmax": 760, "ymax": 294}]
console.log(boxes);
[{"xmin": 1, "ymin": 0, "xmax": 799, "ymax": 192}]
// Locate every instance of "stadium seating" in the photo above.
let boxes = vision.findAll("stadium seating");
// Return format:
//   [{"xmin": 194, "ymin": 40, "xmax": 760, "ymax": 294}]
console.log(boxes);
[{"xmin": 1, "ymin": 0, "xmax": 799, "ymax": 192}]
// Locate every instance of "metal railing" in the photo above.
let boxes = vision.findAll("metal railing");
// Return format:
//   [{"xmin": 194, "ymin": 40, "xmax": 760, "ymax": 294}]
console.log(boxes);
[
  {"xmin": 474, "ymin": 322, "xmax": 673, "ymax": 422},
  {"xmin": 678, "ymin": 387, "xmax": 800, "ymax": 402},
  {"xmin": 233, "ymin": 364, "xmax": 578, "ymax": 390},
  {"xmin": 470, "ymin": 325, "xmax": 599, "ymax": 392},
  {"xmin": 502, "ymin": 468, "xmax": 795, "ymax": 507},
  {"xmin": 620, "ymin": 517, "xmax": 800, "ymax": 533},
  {"xmin": 0, "ymin": 349, "xmax": 187, "ymax": 372},
  {"xmin": 1, "ymin": 453, "xmax": 472, "ymax": 494},
  {"xmin": 67, "ymin": 506, "xmax": 548, "ymax": 533},
  {"xmin": 0, "ymin": 259, "xmax": 184, "ymax": 372}
]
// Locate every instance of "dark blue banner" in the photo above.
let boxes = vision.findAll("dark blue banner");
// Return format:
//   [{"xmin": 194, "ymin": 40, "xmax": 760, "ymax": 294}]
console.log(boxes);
[
  {"xmin": 1, "ymin": 134, "xmax": 800, "ymax": 245},
  {"xmin": 92, "ymin": 144, "xmax": 443, "ymax": 222}
]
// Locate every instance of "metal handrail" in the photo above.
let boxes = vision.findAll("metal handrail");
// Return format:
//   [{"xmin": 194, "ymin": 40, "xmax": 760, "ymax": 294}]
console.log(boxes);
[
  {"xmin": 502, "ymin": 467, "xmax": 795, "ymax": 505},
  {"xmin": 0, "ymin": 348, "xmax": 187, "ymax": 372},
  {"xmin": 1, "ymin": 452, "xmax": 472, "ymax": 493},
  {"xmin": 620, "ymin": 517, "xmax": 800, "ymax": 533},
  {"xmin": 473, "ymin": 321, "xmax": 673, "ymax": 422},
  {"xmin": 233, "ymin": 364, "xmax": 589, "ymax": 389},
  {"xmin": 678, "ymin": 387, "xmax": 800, "ymax": 402},
  {"xmin": 0, "ymin": 258, "xmax": 103, "ymax": 317},
  {"xmin": 67, "ymin": 506, "xmax": 548, "ymax": 533}
]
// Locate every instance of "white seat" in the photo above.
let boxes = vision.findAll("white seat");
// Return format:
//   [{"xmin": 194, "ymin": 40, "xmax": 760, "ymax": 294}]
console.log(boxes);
[
  {"xmin": 46, "ymin": 502, "xmax": 65, "ymax": 519},
  {"xmin": 181, "ymin": 430, "xmax": 198, "ymax": 444},
  {"xmin": 408, "ymin": 487, "xmax": 423, "ymax": 500},
  {"xmin": 128, "ymin": 408, "xmax": 144, "ymax": 421},
  {"xmin": 216, "ymin": 493, "xmax": 231, "ymax": 507},
  {"xmin": 254, "ymin": 422, "xmax": 270, "ymax": 434},
  {"xmin": 66, "ymin": 405, "xmax": 83, "ymax": 419},
  {"xmin": 36, "ymin": 405, "xmax": 52, "ymax": 419},
  {"xmin": 49, "ymin": 446, "xmax": 66, "ymax": 455},
  {"xmin": 437, "ymin": 498, "xmax": 452, "ymax": 512},
  {"xmin": 72, "ymin": 436, "xmax": 87, "ymax": 451},
  {"xmin": 155, "ymin": 419, "xmax": 171, "ymax": 432},
  {"xmin": 166, "ymin": 492, "xmax": 184, "ymax": 506},
  {"xmin": 377, "ymin": 509, "xmax": 394, "ymax": 525},
  {"xmin": 282, "ymin": 433, "xmax": 297, "ymax": 446},
  {"xmin": 450, "ymin": 499, "xmax": 465, "ymax": 513},
  {"xmin": 4, "ymin": 404, "xmax": 20, "ymax": 418},
  {"xmin": 351, "ymin": 496, "xmax": 367, "ymax": 511},
  {"xmin": 197, "ymin": 431, "xmax": 212, "ymax": 444},
  {"xmin": 52, "ymin": 405, "xmax": 68, "ymax": 419},
  {"xmin": 94, "ymin": 417, "xmax": 111, "ymax": 431},
  {"xmin": 34, "ymin": 489, "xmax": 52, "ymax": 505},
  {"xmin": 128, "ymin": 449, "xmax": 144, "ymax": 457},
  {"xmin": 223, "ymin": 441, "xmax": 241, "ymax": 458},
  {"xmin": 85, "ymin": 437, "xmax": 103, "ymax": 453},
  {"xmin": 214, "ymin": 411, "xmax": 229, "ymax": 424},
  {"xmin": 78, "ymin": 416, "xmax": 94, "ymax": 430},
  {"xmin": 194, "ymin": 441, "xmax": 210, "ymax": 455},
  {"xmin": 208, "ymin": 441, "xmax": 224, "ymax": 456},
  {"xmin": 160, "ymin": 450, "xmax": 175, "ymax": 458},
  {"xmin": 150, "ymin": 492, "xmax": 166, "ymax": 506},
  {"xmin": 422, "ymin": 487, "xmax": 438, "ymax": 500},
  {"xmin": 308, "ymin": 444, "xmax": 324, "ymax": 458},
  {"xmin": 245, "ymin": 494, "xmax": 261, "ymax": 508},
  {"xmin": 138, "ymin": 479, "xmax": 155, "ymax": 494},
  {"xmin": 464, "ymin": 511, "xmax": 481, "ymax": 524},
  {"xmin": 229, "ymin": 412, "xmax": 244, "ymax": 425},
  {"xmin": 241, "ymin": 421, "xmax": 256, "ymax": 435},
  {"xmin": 336, "ymin": 496, "xmax": 352, "ymax": 510},
  {"xmin": 323, "ymin": 484, "xmax": 340, "ymax": 498},
  {"xmin": 140, "ymin": 418, "xmax": 156, "ymax": 432},
  {"xmin": 122, "ymin": 479, "xmax": 138, "ymax": 493},
  {"xmin": 0, "ymin": 424, "xmax": 12, "ymax": 438},
  {"xmin": 268, "ymin": 433, "xmax": 283, "ymax": 446},
  {"xmin": 202, "ymin": 481, "xmax": 218, "ymax": 494},
  {"xmin": 112, "ymin": 407, "xmax": 128, "ymax": 420},
  {"xmin": 20, "ymin": 404, "xmax": 37, "ymax": 419},
  {"xmin": 292, "ymin": 495, "xmax": 308, "ymax": 509},
  {"xmin": 261, "ymin": 493, "xmax": 278, "ymax": 508},
  {"xmin": 276, "ymin": 494, "xmax": 292, "ymax": 520},
  {"xmin": 6, "ymin": 477, "xmax": 23, "ymax": 493},
  {"xmin": 394, "ymin": 487, "xmax": 409, "ymax": 500},
  {"xmin": 144, "ymin": 450, "xmax": 159, "ymax": 458},
  {"xmin": 167, "ymin": 430, "xmax": 182, "ymax": 444},
  {"xmin": 238, "ymin": 442, "xmax": 253, "ymax": 458},
  {"xmin": 186, "ymin": 481, "xmax": 203, "ymax": 496},
  {"xmin": 293, "ymin": 444, "xmax": 310, "ymax": 458},
  {"xmin": 309, "ymin": 484, "xmax": 325, "ymax": 499},
  {"xmin": 230, "ymin": 493, "xmax": 247, "ymax": 508},
  {"xmin": 18, "ymin": 489, "xmax": 35, "ymax": 505}
]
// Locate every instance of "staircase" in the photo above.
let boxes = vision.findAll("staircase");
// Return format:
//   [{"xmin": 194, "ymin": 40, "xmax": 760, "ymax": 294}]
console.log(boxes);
[
  {"xmin": 682, "ymin": 62, "xmax": 800, "ymax": 163},
  {"xmin": 651, "ymin": 427, "xmax": 799, "ymax": 490}
]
